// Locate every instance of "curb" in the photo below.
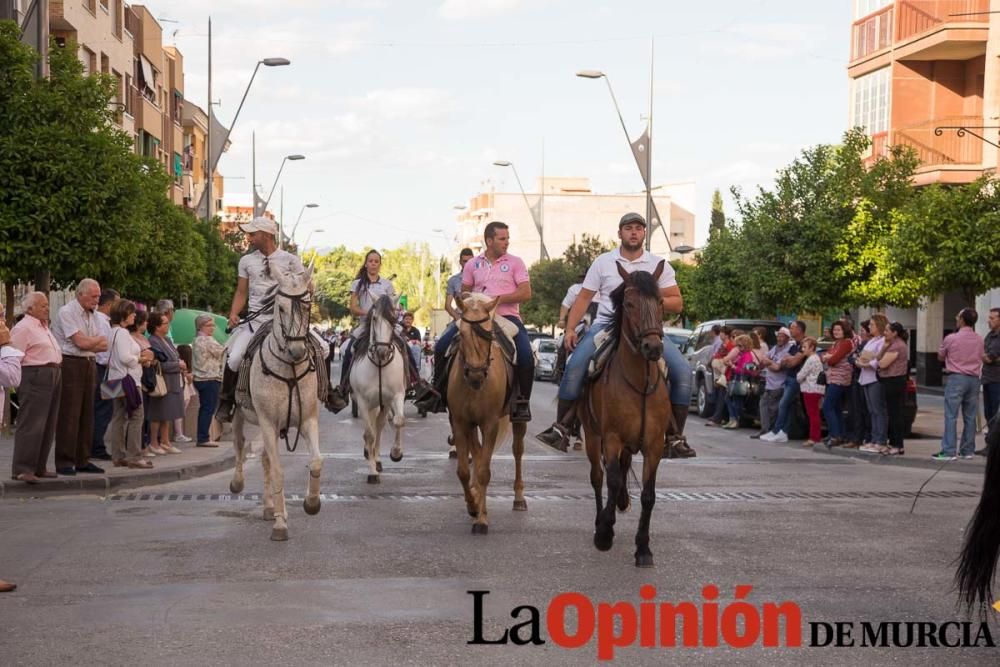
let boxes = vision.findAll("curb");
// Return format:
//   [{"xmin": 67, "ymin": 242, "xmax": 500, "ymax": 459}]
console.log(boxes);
[
  {"xmin": 755, "ymin": 436, "xmax": 986, "ymax": 474},
  {"xmin": 0, "ymin": 449, "xmax": 235, "ymax": 500}
]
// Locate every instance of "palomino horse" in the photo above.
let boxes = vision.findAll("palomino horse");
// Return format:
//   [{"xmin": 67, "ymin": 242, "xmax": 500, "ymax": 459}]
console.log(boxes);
[
  {"xmin": 228, "ymin": 267, "xmax": 323, "ymax": 541},
  {"xmin": 351, "ymin": 294, "xmax": 406, "ymax": 484},
  {"xmin": 955, "ymin": 411, "xmax": 1000, "ymax": 612},
  {"xmin": 580, "ymin": 261, "xmax": 670, "ymax": 567},
  {"xmin": 449, "ymin": 293, "xmax": 527, "ymax": 534}
]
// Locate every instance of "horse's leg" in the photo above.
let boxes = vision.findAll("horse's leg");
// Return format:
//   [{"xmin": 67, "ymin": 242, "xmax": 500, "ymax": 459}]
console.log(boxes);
[
  {"xmin": 373, "ymin": 407, "xmax": 388, "ymax": 479},
  {"xmin": 511, "ymin": 422, "xmax": 527, "ymax": 511},
  {"xmin": 472, "ymin": 421, "xmax": 500, "ymax": 535},
  {"xmin": 634, "ymin": 444, "xmax": 663, "ymax": 568},
  {"xmin": 262, "ymin": 427, "xmax": 288, "ymax": 541},
  {"xmin": 617, "ymin": 450, "xmax": 632, "ymax": 513},
  {"xmin": 595, "ymin": 433, "xmax": 623, "ymax": 552},
  {"xmin": 389, "ymin": 377, "xmax": 405, "ymax": 462},
  {"xmin": 302, "ymin": 410, "xmax": 322, "ymax": 516},
  {"xmin": 260, "ymin": 439, "xmax": 275, "ymax": 521},
  {"xmin": 362, "ymin": 404, "xmax": 379, "ymax": 484},
  {"xmin": 229, "ymin": 411, "xmax": 246, "ymax": 494},
  {"xmin": 583, "ymin": 419, "xmax": 604, "ymax": 524},
  {"xmin": 452, "ymin": 419, "xmax": 477, "ymax": 518}
]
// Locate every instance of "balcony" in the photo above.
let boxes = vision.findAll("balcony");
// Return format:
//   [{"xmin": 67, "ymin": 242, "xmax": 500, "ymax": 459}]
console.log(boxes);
[
  {"xmin": 892, "ymin": 116, "xmax": 983, "ymax": 178},
  {"xmin": 852, "ymin": 5, "xmax": 894, "ymax": 62}
]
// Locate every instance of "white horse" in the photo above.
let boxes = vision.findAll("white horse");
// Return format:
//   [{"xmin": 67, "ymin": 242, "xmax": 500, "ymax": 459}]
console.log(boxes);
[
  {"xmin": 350, "ymin": 294, "xmax": 406, "ymax": 484},
  {"xmin": 228, "ymin": 267, "xmax": 323, "ymax": 541}
]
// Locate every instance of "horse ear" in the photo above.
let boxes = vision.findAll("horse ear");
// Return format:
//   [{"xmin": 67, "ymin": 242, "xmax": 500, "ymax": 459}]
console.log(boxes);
[
  {"xmin": 615, "ymin": 261, "xmax": 631, "ymax": 283},
  {"xmin": 652, "ymin": 259, "xmax": 665, "ymax": 281},
  {"xmin": 457, "ymin": 292, "xmax": 470, "ymax": 313},
  {"xmin": 485, "ymin": 297, "xmax": 499, "ymax": 315}
]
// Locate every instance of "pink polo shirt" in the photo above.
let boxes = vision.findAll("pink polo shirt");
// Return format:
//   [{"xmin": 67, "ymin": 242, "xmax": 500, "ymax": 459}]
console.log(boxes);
[
  {"xmin": 461, "ymin": 252, "xmax": 530, "ymax": 319},
  {"xmin": 938, "ymin": 327, "xmax": 984, "ymax": 377},
  {"xmin": 9, "ymin": 315, "xmax": 63, "ymax": 367}
]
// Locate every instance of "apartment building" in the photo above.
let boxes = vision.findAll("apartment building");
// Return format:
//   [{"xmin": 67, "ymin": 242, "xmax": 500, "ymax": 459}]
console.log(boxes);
[
  {"xmin": 849, "ymin": 0, "xmax": 1000, "ymax": 384},
  {"xmin": 454, "ymin": 177, "xmax": 696, "ymax": 266},
  {"xmin": 182, "ymin": 101, "xmax": 227, "ymax": 215}
]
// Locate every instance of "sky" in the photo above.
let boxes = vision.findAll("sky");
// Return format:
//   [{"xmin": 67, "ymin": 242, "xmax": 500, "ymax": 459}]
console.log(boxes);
[{"xmin": 150, "ymin": 0, "xmax": 852, "ymax": 255}]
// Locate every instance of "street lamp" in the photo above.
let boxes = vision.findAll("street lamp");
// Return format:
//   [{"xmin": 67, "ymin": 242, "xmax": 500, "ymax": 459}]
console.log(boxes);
[
  {"xmin": 492, "ymin": 160, "xmax": 549, "ymax": 260},
  {"xmin": 673, "ymin": 244, "xmax": 695, "ymax": 255},
  {"xmin": 260, "ymin": 155, "xmax": 305, "ymax": 248},
  {"xmin": 576, "ymin": 53, "xmax": 665, "ymax": 252},
  {"xmin": 289, "ymin": 202, "xmax": 319, "ymax": 245},
  {"xmin": 202, "ymin": 34, "xmax": 290, "ymax": 221}
]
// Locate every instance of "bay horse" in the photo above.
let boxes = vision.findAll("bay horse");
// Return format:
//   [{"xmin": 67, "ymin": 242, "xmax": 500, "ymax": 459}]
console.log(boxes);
[
  {"xmin": 448, "ymin": 293, "xmax": 527, "ymax": 534},
  {"xmin": 955, "ymin": 411, "xmax": 1000, "ymax": 613},
  {"xmin": 228, "ymin": 267, "xmax": 323, "ymax": 542},
  {"xmin": 350, "ymin": 294, "xmax": 407, "ymax": 484},
  {"xmin": 580, "ymin": 261, "xmax": 670, "ymax": 567}
]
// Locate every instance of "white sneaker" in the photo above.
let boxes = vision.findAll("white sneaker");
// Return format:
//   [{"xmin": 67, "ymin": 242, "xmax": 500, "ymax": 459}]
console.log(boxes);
[
  {"xmin": 859, "ymin": 443, "xmax": 882, "ymax": 453},
  {"xmin": 771, "ymin": 431, "xmax": 788, "ymax": 443},
  {"xmin": 759, "ymin": 431, "xmax": 776, "ymax": 442},
  {"xmin": 175, "ymin": 435, "xmax": 193, "ymax": 444}
]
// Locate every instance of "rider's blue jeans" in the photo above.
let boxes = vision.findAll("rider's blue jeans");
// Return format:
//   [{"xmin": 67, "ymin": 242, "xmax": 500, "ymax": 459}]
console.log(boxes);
[{"xmin": 557, "ymin": 322, "xmax": 691, "ymax": 406}]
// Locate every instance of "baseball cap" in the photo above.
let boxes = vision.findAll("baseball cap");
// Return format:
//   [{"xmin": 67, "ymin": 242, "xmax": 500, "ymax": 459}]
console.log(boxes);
[
  {"xmin": 239, "ymin": 216, "xmax": 278, "ymax": 236},
  {"xmin": 619, "ymin": 212, "xmax": 647, "ymax": 228},
  {"xmin": 777, "ymin": 327, "xmax": 791, "ymax": 338}
]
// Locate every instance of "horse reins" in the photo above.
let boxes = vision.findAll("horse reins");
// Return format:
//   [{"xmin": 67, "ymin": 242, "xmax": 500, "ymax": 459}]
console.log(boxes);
[
  {"xmin": 366, "ymin": 329, "xmax": 397, "ymax": 413},
  {"xmin": 459, "ymin": 315, "xmax": 494, "ymax": 381},
  {"xmin": 259, "ymin": 289, "xmax": 314, "ymax": 453}
]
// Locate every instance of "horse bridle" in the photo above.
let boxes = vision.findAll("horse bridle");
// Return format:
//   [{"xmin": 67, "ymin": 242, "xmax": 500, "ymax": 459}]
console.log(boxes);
[
  {"xmin": 260, "ymin": 286, "xmax": 314, "ymax": 453},
  {"xmin": 459, "ymin": 314, "xmax": 494, "ymax": 380},
  {"xmin": 274, "ymin": 289, "xmax": 312, "ymax": 351},
  {"xmin": 620, "ymin": 287, "xmax": 663, "ymax": 355}
]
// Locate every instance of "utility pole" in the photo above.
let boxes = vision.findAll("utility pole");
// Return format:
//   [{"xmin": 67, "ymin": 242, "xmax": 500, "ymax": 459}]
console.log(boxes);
[
  {"xmin": 205, "ymin": 16, "xmax": 212, "ymax": 222},
  {"xmin": 646, "ymin": 37, "xmax": 654, "ymax": 251}
]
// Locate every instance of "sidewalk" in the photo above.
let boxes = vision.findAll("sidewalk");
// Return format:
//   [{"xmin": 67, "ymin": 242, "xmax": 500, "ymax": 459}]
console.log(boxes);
[{"xmin": 0, "ymin": 434, "xmax": 234, "ymax": 499}]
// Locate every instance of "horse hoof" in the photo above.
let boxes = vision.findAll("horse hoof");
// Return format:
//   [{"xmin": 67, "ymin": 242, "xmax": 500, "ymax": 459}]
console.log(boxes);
[
  {"xmin": 593, "ymin": 530, "xmax": 614, "ymax": 552},
  {"xmin": 512, "ymin": 499, "xmax": 527, "ymax": 511},
  {"xmin": 616, "ymin": 497, "xmax": 631, "ymax": 513},
  {"xmin": 270, "ymin": 527, "xmax": 289, "ymax": 541},
  {"xmin": 448, "ymin": 449, "xmax": 457, "ymax": 459},
  {"xmin": 390, "ymin": 451, "xmax": 403, "ymax": 463},
  {"xmin": 303, "ymin": 496, "xmax": 321, "ymax": 515},
  {"xmin": 635, "ymin": 553, "xmax": 654, "ymax": 568},
  {"xmin": 376, "ymin": 461, "xmax": 383, "ymax": 473},
  {"xmin": 230, "ymin": 479, "xmax": 244, "ymax": 494},
  {"xmin": 471, "ymin": 523, "xmax": 488, "ymax": 535},
  {"xmin": 573, "ymin": 440, "xmax": 583, "ymax": 451},
  {"xmin": 263, "ymin": 508, "xmax": 275, "ymax": 521},
  {"xmin": 367, "ymin": 474, "xmax": 380, "ymax": 485}
]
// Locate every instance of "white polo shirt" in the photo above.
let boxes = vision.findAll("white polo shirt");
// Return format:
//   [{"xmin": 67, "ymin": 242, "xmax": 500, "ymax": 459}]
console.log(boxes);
[
  {"xmin": 582, "ymin": 248, "xmax": 676, "ymax": 327},
  {"xmin": 561, "ymin": 283, "xmax": 583, "ymax": 309},
  {"xmin": 239, "ymin": 249, "xmax": 304, "ymax": 315}
]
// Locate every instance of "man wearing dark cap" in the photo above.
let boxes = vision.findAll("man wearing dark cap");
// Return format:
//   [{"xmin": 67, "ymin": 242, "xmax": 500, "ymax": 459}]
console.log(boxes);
[{"xmin": 536, "ymin": 212, "xmax": 695, "ymax": 456}]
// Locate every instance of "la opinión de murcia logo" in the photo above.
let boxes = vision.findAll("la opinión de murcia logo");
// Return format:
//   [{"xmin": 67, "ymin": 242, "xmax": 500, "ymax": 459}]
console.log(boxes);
[{"xmin": 467, "ymin": 587, "xmax": 997, "ymax": 660}]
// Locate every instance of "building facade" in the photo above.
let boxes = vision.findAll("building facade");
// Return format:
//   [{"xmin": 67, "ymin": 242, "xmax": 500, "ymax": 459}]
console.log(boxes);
[
  {"xmin": 454, "ymin": 177, "xmax": 696, "ymax": 265},
  {"xmin": 849, "ymin": 0, "xmax": 1000, "ymax": 385}
]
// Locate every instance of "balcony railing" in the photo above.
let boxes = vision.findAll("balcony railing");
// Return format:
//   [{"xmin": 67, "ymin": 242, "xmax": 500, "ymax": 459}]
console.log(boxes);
[
  {"xmin": 863, "ymin": 131, "xmax": 891, "ymax": 167},
  {"xmin": 895, "ymin": 0, "xmax": 990, "ymax": 43},
  {"xmin": 852, "ymin": 5, "xmax": 894, "ymax": 61},
  {"xmin": 892, "ymin": 116, "xmax": 983, "ymax": 167}
]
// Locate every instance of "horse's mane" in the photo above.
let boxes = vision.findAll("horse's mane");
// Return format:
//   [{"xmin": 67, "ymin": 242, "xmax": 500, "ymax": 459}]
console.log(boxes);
[
  {"xmin": 611, "ymin": 269, "xmax": 660, "ymax": 338},
  {"xmin": 356, "ymin": 294, "xmax": 396, "ymax": 342}
]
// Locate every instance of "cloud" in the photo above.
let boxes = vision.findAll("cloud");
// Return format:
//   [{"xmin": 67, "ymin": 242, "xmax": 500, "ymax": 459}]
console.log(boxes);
[{"xmin": 438, "ymin": 0, "xmax": 528, "ymax": 21}]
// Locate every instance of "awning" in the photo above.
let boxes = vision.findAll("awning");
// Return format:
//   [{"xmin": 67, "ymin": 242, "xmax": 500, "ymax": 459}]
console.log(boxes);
[{"xmin": 139, "ymin": 54, "xmax": 155, "ymax": 92}]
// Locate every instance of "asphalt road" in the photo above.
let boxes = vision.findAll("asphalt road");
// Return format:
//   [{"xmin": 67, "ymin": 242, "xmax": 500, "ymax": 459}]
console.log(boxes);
[{"xmin": 1, "ymin": 376, "xmax": 996, "ymax": 666}]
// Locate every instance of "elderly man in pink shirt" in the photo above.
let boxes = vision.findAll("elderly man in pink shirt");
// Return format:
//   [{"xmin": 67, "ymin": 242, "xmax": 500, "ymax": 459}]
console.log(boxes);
[
  {"xmin": 934, "ymin": 307, "xmax": 985, "ymax": 460},
  {"xmin": 417, "ymin": 221, "xmax": 534, "ymax": 421},
  {"xmin": 9, "ymin": 292, "xmax": 63, "ymax": 483}
]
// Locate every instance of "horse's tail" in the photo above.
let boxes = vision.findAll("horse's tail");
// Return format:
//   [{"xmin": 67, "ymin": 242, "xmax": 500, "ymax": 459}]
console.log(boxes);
[{"xmin": 956, "ymin": 413, "xmax": 1000, "ymax": 613}]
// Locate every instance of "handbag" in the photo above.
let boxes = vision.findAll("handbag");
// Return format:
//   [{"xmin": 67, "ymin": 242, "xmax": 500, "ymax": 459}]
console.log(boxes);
[
  {"xmin": 149, "ymin": 362, "xmax": 168, "ymax": 398},
  {"xmin": 100, "ymin": 330, "xmax": 124, "ymax": 399},
  {"xmin": 817, "ymin": 371, "xmax": 828, "ymax": 386},
  {"xmin": 729, "ymin": 375, "xmax": 751, "ymax": 397}
]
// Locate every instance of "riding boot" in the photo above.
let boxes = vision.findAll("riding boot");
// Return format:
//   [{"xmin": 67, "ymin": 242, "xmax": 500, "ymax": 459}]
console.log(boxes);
[
  {"xmin": 326, "ymin": 351, "xmax": 352, "ymax": 413},
  {"xmin": 535, "ymin": 398, "xmax": 575, "ymax": 452},
  {"xmin": 215, "ymin": 366, "xmax": 239, "ymax": 424},
  {"xmin": 666, "ymin": 403, "xmax": 697, "ymax": 459},
  {"xmin": 415, "ymin": 351, "xmax": 449, "ymax": 414},
  {"xmin": 510, "ymin": 362, "xmax": 533, "ymax": 423}
]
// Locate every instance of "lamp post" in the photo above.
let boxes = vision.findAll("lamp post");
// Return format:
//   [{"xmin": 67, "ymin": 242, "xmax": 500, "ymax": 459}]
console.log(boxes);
[
  {"xmin": 492, "ymin": 160, "xmax": 549, "ymax": 260},
  {"xmin": 289, "ymin": 202, "xmax": 319, "ymax": 246},
  {"xmin": 203, "ymin": 20, "xmax": 290, "ymax": 222},
  {"xmin": 259, "ymin": 154, "xmax": 305, "ymax": 248},
  {"xmin": 576, "ymin": 44, "xmax": 666, "ymax": 252}
]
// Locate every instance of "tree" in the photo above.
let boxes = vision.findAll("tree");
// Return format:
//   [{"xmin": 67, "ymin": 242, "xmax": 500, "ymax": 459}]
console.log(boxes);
[
  {"xmin": 670, "ymin": 259, "xmax": 699, "ymax": 324},
  {"xmin": 312, "ymin": 246, "xmax": 363, "ymax": 324},
  {"xmin": 887, "ymin": 179, "xmax": 1000, "ymax": 304},
  {"xmin": 684, "ymin": 223, "xmax": 752, "ymax": 320},
  {"xmin": 191, "ymin": 217, "xmax": 240, "ymax": 312},
  {"xmin": 0, "ymin": 26, "xmax": 151, "ymax": 291},
  {"xmin": 709, "ymin": 188, "xmax": 726, "ymax": 237},
  {"xmin": 562, "ymin": 233, "xmax": 615, "ymax": 276},
  {"xmin": 520, "ymin": 258, "xmax": 576, "ymax": 330}
]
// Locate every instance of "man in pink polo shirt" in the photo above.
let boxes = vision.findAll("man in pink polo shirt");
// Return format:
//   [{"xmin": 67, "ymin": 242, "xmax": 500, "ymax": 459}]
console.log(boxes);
[
  {"xmin": 933, "ymin": 307, "xmax": 986, "ymax": 460},
  {"xmin": 417, "ymin": 221, "xmax": 534, "ymax": 422}
]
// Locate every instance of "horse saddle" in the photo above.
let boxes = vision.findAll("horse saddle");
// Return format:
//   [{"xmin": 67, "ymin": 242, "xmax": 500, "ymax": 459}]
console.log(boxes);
[
  {"xmin": 446, "ymin": 316, "xmax": 517, "ymax": 367},
  {"xmin": 236, "ymin": 321, "xmax": 329, "ymax": 410},
  {"xmin": 586, "ymin": 329, "xmax": 666, "ymax": 383}
]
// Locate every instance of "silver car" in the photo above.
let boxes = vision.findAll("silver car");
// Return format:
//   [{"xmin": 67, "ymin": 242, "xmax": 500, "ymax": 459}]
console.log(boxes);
[{"xmin": 532, "ymin": 337, "xmax": 559, "ymax": 382}]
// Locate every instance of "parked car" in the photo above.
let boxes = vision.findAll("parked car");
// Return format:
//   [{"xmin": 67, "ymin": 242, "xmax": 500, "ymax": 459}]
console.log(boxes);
[
  {"xmin": 663, "ymin": 326, "xmax": 693, "ymax": 349},
  {"xmin": 532, "ymin": 337, "xmax": 559, "ymax": 382}
]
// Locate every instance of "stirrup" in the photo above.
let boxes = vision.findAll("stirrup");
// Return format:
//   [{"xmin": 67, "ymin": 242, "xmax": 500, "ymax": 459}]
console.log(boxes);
[
  {"xmin": 511, "ymin": 399, "xmax": 532, "ymax": 423},
  {"xmin": 215, "ymin": 399, "xmax": 235, "ymax": 424},
  {"xmin": 536, "ymin": 424, "xmax": 569, "ymax": 452},
  {"xmin": 325, "ymin": 387, "xmax": 349, "ymax": 414}
]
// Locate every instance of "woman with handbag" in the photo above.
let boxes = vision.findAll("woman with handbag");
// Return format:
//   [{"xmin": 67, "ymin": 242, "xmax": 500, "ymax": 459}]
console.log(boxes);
[
  {"xmin": 819, "ymin": 320, "xmax": 855, "ymax": 447},
  {"xmin": 146, "ymin": 312, "xmax": 185, "ymax": 455},
  {"xmin": 192, "ymin": 314, "xmax": 225, "ymax": 447},
  {"xmin": 104, "ymin": 300, "xmax": 153, "ymax": 468},
  {"xmin": 723, "ymin": 335, "xmax": 756, "ymax": 430},
  {"xmin": 797, "ymin": 337, "xmax": 826, "ymax": 447}
]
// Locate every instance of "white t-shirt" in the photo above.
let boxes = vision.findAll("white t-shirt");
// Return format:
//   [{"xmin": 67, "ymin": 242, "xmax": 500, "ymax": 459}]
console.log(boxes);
[
  {"xmin": 582, "ymin": 249, "xmax": 677, "ymax": 326},
  {"xmin": 107, "ymin": 327, "xmax": 142, "ymax": 383},
  {"xmin": 561, "ymin": 283, "xmax": 583, "ymax": 310},
  {"xmin": 238, "ymin": 249, "xmax": 304, "ymax": 315},
  {"xmin": 350, "ymin": 277, "xmax": 397, "ymax": 315}
]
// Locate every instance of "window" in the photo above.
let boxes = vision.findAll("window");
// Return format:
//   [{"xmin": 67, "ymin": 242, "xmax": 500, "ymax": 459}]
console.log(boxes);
[
  {"xmin": 854, "ymin": 0, "xmax": 891, "ymax": 20},
  {"xmin": 850, "ymin": 66, "xmax": 890, "ymax": 135}
]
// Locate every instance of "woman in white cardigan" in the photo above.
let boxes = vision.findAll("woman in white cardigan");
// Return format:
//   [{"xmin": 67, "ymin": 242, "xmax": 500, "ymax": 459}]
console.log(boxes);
[
  {"xmin": 104, "ymin": 300, "xmax": 155, "ymax": 468},
  {"xmin": 796, "ymin": 337, "xmax": 826, "ymax": 447}
]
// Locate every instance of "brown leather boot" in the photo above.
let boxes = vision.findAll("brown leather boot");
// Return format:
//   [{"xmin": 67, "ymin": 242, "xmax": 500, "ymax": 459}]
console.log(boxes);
[{"xmin": 666, "ymin": 404, "xmax": 696, "ymax": 458}]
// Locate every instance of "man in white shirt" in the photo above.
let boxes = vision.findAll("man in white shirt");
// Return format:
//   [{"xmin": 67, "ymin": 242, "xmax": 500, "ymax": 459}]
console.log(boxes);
[
  {"xmin": 216, "ymin": 217, "xmax": 329, "ymax": 421},
  {"xmin": 91, "ymin": 288, "xmax": 119, "ymax": 461},
  {"xmin": 536, "ymin": 213, "xmax": 693, "ymax": 454}
]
